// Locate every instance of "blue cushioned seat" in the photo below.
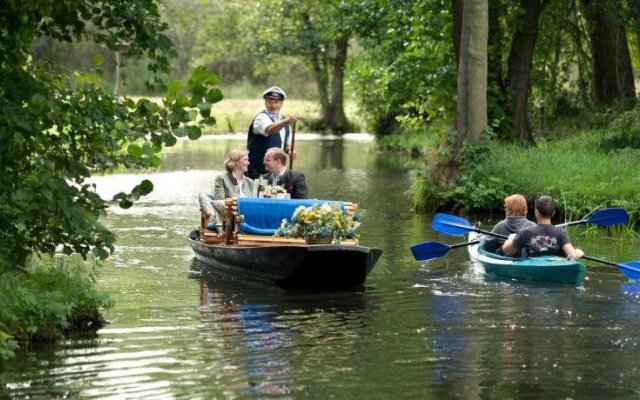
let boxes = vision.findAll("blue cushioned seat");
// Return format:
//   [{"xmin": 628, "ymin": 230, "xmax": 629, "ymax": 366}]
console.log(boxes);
[{"xmin": 237, "ymin": 198, "xmax": 345, "ymax": 235}]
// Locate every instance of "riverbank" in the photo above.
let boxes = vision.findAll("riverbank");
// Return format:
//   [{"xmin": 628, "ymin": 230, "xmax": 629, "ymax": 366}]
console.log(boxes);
[
  {"xmin": 0, "ymin": 260, "xmax": 112, "ymax": 360},
  {"xmin": 382, "ymin": 109, "xmax": 640, "ymax": 226}
]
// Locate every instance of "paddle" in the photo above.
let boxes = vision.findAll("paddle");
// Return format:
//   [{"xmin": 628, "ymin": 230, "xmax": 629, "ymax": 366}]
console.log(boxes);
[
  {"xmin": 406, "ymin": 213, "xmax": 507, "ymax": 260},
  {"xmin": 431, "ymin": 213, "xmax": 506, "ymax": 238},
  {"xmin": 432, "ymin": 208, "xmax": 629, "ymax": 238},
  {"xmin": 581, "ymin": 255, "xmax": 640, "ymax": 281},
  {"xmin": 556, "ymin": 207, "xmax": 629, "ymax": 228},
  {"xmin": 411, "ymin": 240, "xmax": 481, "ymax": 261},
  {"xmin": 288, "ymin": 121, "xmax": 297, "ymax": 170}
]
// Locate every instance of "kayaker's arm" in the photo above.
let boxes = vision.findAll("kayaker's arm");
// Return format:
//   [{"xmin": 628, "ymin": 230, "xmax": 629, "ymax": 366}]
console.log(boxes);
[
  {"xmin": 563, "ymin": 244, "xmax": 584, "ymax": 260},
  {"xmin": 501, "ymin": 233, "xmax": 517, "ymax": 254}
]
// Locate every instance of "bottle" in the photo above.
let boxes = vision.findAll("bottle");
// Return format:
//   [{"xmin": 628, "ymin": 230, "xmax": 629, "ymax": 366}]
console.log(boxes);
[{"xmin": 257, "ymin": 181, "xmax": 265, "ymax": 198}]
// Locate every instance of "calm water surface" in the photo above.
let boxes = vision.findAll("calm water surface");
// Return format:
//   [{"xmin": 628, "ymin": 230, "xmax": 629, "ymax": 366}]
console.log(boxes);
[{"xmin": 2, "ymin": 134, "xmax": 640, "ymax": 399}]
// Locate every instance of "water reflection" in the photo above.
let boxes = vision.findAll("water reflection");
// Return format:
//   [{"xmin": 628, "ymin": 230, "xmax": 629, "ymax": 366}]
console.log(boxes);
[
  {"xmin": 192, "ymin": 260, "xmax": 371, "ymax": 398},
  {"xmin": 620, "ymin": 282, "xmax": 640, "ymax": 297}
]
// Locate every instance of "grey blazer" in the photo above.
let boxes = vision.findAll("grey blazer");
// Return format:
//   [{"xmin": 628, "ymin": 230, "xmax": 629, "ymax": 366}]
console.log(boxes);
[{"xmin": 213, "ymin": 172, "xmax": 255, "ymax": 199}]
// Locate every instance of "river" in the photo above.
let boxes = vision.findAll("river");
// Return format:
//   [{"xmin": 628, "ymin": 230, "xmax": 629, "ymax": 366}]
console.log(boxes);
[{"xmin": 2, "ymin": 134, "xmax": 640, "ymax": 399}]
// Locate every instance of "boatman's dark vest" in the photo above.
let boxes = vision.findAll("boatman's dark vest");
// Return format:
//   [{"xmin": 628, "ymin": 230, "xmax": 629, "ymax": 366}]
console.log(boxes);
[{"xmin": 247, "ymin": 111, "xmax": 290, "ymax": 175}]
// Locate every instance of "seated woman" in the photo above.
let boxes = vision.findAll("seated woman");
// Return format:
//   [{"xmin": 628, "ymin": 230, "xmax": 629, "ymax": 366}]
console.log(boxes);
[
  {"xmin": 483, "ymin": 194, "xmax": 536, "ymax": 255},
  {"xmin": 214, "ymin": 149, "xmax": 255, "ymax": 199},
  {"xmin": 199, "ymin": 149, "xmax": 256, "ymax": 233}
]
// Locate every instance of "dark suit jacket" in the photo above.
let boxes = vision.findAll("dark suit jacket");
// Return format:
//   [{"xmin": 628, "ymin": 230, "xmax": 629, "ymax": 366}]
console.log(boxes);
[{"xmin": 261, "ymin": 170, "xmax": 308, "ymax": 199}]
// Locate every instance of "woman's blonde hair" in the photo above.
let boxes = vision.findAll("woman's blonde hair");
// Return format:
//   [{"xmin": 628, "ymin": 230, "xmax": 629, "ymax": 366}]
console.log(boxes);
[
  {"xmin": 224, "ymin": 149, "xmax": 249, "ymax": 173},
  {"xmin": 504, "ymin": 194, "xmax": 528, "ymax": 216}
]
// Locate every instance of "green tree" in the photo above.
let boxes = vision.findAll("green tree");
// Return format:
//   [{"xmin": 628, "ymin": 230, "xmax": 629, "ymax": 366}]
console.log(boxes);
[
  {"xmin": 582, "ymin": 0, "xmax": 636, "ymax": 107},
  {"xmin": 0, "ymin": 0, "xmax": 221, "ymax": 270},
  {"xmin": 257, "ymin": 0, "xmax": 354, "ymax": 132},
  {"xmin": 349, "ymin": 0, "xmax": 457, "ymax": 135},
  {"xmin": 190, "ymin": 0, "xmax": 317, "ymax": 99}
]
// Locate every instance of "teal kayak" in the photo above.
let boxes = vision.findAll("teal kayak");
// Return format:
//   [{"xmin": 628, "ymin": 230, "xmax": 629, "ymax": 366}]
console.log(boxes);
[{"xmin": 467, "ymin": 233, "xmax": 586, "ymax": 285}]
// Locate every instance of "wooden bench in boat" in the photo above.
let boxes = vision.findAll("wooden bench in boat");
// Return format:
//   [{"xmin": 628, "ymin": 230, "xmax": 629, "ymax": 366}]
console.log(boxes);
[{"xmin": 200, "ymin": 197, "xmax": 358, "ymax": 246}]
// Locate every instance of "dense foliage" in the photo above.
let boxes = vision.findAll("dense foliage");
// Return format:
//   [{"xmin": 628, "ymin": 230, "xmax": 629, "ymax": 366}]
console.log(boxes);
[
  {"xmin": 0, "ymin": 0, "xmax": 221, "ymax": 270},
  {"xmin": 407, "ymin": 111, "xmax": 640, "ymax": 222},
  {"xmin": 0, "ymin": 259, "xmax": 113, "ymax": 360}
]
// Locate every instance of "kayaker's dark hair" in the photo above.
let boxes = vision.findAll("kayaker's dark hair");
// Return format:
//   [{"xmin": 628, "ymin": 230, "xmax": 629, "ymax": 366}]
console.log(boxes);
[{"xmin": 535, "ymin": 195, "xmax": 556, "ymax": 218}]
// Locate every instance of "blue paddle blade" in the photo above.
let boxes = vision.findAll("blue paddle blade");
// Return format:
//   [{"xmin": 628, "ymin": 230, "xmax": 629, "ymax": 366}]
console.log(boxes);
[
  {"xmin": 431, "ymin": 213, "xmax": 474, "ymax": 236},
  {"xmin": 587, "ymin": 207, "xmax": 629, "ymax": 226},
  {"xmin": 411, "ymin": 241, "xmax": 451, "ymax": 261},
  {"xmin": 619, "ymin": 261, "xmax": 640, "ymax": 281}
]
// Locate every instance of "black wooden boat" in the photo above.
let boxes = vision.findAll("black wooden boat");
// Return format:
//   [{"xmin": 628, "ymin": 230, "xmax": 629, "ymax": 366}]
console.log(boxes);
[{"xmin": 188, "ymin": 230, "xmax": 383, "ymax": 289}]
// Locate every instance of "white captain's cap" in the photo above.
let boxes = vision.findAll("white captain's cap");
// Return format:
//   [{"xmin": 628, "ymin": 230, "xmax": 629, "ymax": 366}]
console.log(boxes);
[{"xmin": 262, "ymin": 86, "xmax": 286, "ymax": 101}]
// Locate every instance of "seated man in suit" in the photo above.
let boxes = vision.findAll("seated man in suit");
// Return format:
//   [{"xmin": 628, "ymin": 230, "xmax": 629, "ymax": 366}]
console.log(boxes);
[{"xmin": 261, "ymin": 147, "xmax": 308, "ymax": 199}]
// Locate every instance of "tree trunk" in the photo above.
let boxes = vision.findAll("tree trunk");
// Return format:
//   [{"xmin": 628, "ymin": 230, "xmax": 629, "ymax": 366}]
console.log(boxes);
[
  {"xmin": 457, "ymin": 0, "xmax": 488, "ymax": 145},
  {"xmin": 319, "ymin": 36, "xmax": 351, "ymax": 132},
  {"xmin": 582, "ymin": 0, "xmax": 636, "ymax": 107},
  {"xmin": 451, "ymin": 0, "xmax": 463, "ymax": 63},
  {"xmin": 487, "ymin": 0, "xmax": 507, "ymax": 130},
  {"xmin": 437, "ymin": 0, "xmax": 488, "ymax": 187},
  {"xmin": 504, "ymin": 0, "xmax": 545, "ymax": 145},
  {"xmin": 302, "ymin": 12, "xmax": 330, "ymax": 114},
  {"xmin": 302, "ymin": 12, "xmax": 351, "ymax": 133}
]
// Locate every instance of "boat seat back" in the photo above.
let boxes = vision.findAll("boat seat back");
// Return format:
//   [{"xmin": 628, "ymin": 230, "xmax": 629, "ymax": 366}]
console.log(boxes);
[{"xmin": 237, "ymin": 198, "xmax": 346, "ymax": 235}]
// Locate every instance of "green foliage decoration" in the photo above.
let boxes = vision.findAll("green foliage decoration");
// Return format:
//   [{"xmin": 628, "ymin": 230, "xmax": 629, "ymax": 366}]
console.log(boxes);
[{"xmin": 0, "ymin": 1, "xmax": 222, "ymax": 269}]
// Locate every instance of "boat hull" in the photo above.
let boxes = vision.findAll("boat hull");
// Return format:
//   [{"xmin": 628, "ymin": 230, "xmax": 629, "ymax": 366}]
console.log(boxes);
[
  {"xmin": 467, "ymin": 233, "xmax": 586, "ymax": 285},
  {"xmin": 188, "ymin": 230, "xmax": 383, "ymax": 289}
]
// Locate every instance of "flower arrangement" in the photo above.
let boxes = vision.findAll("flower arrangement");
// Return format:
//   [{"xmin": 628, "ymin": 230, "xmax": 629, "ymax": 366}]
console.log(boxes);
[
  {"xmin": 262, "ymin": 185, "xmax": 287, "ymax": 199},
  {"xmin": 275, "ymin": 203, "xmax": 360, "ymax": 243}
]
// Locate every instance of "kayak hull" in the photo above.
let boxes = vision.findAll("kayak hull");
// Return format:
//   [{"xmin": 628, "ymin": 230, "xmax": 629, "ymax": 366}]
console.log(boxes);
[{"xmin": 467, "ymin": 233, "xmax": 586, "ymax": 285}]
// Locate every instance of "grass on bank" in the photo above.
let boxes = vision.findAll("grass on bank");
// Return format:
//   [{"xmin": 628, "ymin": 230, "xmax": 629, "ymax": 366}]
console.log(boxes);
[
  {"xmin": 490, "ymin": 133, "xmax": 640, "ymax": 219},
  {"xmin": 0, "ymin": 258, "xmax": 112, "ymax": 360},
  {"xmin": 386, "ymin": 110, "xmax": 640, "ymax": 225},
  {"xmin": 207, "ymin": 98, "xmax": 365, "ymax": 134}
]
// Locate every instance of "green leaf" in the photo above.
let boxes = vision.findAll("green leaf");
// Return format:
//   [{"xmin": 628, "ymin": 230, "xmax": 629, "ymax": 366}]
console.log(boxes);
[
  {"xmin": 119, "ymin": 199, "xmax": 133, "ymax": 209},
  {"xmin": 201, "ymin": 117, "xmax": 217, "ymax": 126},
  {"xmin": 127, "ymin": 144, "xmax": 143, "ymax": 157},
  {"xmin": 139, "ymin": 180, "xmax": 153, "ymax": 195},
  {"xmin": 166, "ymin": 80, "xmax": 181, "ymax": 103},
  {"xmin": 206, "ymin": 88, "xmax": 223, "ymax": 103},
  {"xmin": 164, "ymin": 134, "xmax": 177, "ymax": 146},
  {"xmin": 187, "ymin": 126, "xmax": 202, "ymax": 140}
]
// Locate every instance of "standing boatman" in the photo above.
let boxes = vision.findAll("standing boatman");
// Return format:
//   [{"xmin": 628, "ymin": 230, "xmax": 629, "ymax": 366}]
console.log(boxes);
[{"xmin": 246, "ymin": 86, "xmax": 300, "ymax": 178}]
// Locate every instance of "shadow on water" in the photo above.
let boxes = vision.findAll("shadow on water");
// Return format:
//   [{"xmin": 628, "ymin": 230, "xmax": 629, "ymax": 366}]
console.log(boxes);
[{"xmin": 189, "ymin": 259, "xmax": 372, "ymax": 314}]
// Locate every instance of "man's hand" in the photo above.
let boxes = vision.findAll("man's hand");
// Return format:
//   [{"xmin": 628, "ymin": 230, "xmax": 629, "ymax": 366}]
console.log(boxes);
[
  {"xmin": 287, "ymin": 115, "xmax": 300, "ymax": 124},
  {"xmin": 284, "ymin": 145, "xmax": 297, "ymax": 160}
]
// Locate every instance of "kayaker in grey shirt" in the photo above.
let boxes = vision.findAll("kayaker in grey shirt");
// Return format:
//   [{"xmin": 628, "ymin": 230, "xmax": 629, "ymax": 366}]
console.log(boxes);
[{"xmin": 483, "ymin": 194, "xmax": 536, "ymax": 255}]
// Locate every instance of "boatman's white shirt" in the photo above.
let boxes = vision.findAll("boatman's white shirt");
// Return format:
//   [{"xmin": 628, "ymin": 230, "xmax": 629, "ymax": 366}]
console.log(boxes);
[{"xmin": 252, "ymin": 110, "xmax": 292, "ymax": 148}]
